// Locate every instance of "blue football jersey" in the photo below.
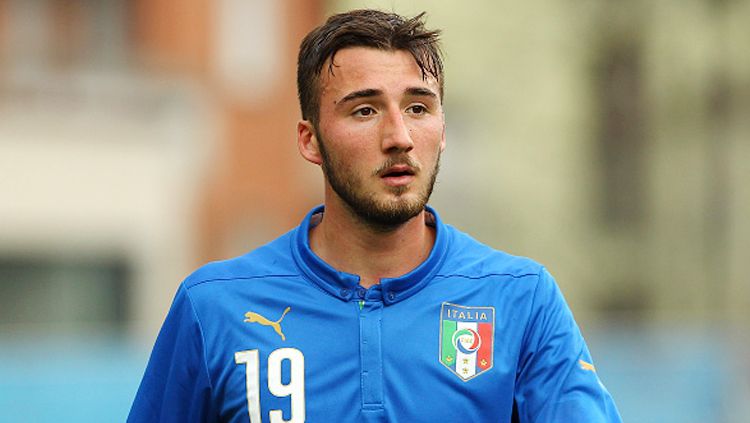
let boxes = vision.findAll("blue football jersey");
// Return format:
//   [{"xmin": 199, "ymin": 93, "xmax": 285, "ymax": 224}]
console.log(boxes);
[{"xmin": 129, "ymin": 206, "xmax": 622, "ymax": 422}]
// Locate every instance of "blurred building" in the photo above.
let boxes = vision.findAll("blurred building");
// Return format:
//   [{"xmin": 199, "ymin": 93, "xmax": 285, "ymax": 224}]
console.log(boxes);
[{"xmin": 0, "ymin": 0, "xmax": 323, "ymax": 339}]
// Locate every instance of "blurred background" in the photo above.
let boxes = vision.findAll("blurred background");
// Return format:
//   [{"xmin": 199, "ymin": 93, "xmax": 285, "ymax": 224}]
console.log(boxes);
[{"xmin": 1, "ymin": 0, "xmax": 748, "ymax": 421}]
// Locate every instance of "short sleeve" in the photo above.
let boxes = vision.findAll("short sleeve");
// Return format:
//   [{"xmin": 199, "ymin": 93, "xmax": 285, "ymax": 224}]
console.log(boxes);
[
  {"xmin": 514, "ymin": 268, "xmax": 622, "ymax": 422},
  {"xmin": 128, "ymin": 284, "xmax": 216, "ymax": 423}
]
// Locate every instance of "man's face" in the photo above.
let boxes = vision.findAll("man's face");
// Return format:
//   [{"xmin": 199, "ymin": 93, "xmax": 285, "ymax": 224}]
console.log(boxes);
[{"xmin": 310, "ymin": 47, "xmax": 446, "ymax": 229}]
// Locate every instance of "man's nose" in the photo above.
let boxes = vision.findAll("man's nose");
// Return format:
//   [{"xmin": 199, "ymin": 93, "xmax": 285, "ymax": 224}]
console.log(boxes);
[{"xmin": 380, "ymin": 109, "xmax": 414, "ymax": 153}]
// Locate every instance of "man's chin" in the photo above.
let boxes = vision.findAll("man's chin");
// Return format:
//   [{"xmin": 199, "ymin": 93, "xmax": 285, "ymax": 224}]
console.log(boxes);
[
  {"xmin": 355, "ymin": 199, "xmax": 426, "ymax": 229},
  {"xmin": 326, "ymin": 174, "xmax": 431, "ymax": 229}
]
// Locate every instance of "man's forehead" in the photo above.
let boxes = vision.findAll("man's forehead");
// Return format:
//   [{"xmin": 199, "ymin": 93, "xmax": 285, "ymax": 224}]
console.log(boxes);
[{"xmin": 319, "ymin": 47, "xmax": 438, "ymax": 93}]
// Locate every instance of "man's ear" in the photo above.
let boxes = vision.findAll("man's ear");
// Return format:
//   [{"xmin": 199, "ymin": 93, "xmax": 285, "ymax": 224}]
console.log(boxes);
[
  {"xmin": 297, "ymin": 120, "xmax": 323, "ymax": 165},
  {"xmin": 440, "ymin": 118, "xmax": 447, "ymax": 152}
]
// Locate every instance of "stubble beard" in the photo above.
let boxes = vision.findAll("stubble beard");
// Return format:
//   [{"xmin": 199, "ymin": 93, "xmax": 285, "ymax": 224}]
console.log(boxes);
[{"xmin": 317, "ymin": 134, "xmax": 441, "ymax": 232}]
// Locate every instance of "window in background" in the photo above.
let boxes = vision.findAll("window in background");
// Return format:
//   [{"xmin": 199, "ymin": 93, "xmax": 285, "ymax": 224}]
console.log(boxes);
[
  {"xmin": 594, "ymin": 36, "xmax": 646, "ymax": 229},
  {"xmin": 0, "ymin": 255, "xmax": 130, "ymax": 332}
]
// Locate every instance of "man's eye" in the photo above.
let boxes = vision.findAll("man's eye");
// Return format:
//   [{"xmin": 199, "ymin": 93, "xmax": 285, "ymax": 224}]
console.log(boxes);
[
  {"xmin": 408, "ymin": 105, "xmax": 427, "ymax": 114},
  {"xmin": 354, "ymin": 107, "xmax": 375, "ymax": 117}
]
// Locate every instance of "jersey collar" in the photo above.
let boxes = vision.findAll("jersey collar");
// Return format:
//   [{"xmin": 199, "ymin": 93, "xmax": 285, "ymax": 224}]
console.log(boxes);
[{"xmin": 291, "ymin": 205, "xmax": 449, "ymax": 305}]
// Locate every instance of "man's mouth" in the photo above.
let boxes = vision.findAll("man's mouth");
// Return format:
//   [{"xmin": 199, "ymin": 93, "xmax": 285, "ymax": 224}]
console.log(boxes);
[
  {"xmin": 379, "ymin": 164, "xmax": 417, "ymax": 187},
  {"xmin": 380, "ymin": 165, "xmax": 415, "ymax": 178}
]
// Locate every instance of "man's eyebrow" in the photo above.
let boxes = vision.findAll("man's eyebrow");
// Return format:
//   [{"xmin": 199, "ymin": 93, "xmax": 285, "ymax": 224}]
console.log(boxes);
[
  {"xmin": 405, "ymin": 87, "xmax": 438, "ymax": 98},
  {"xmin": 337, "ymin": 87, "xmax": 438, "ymax": 105},
  {"xmin": 338, "ymin": 88, "xmax": 382, "ymax": 105}
]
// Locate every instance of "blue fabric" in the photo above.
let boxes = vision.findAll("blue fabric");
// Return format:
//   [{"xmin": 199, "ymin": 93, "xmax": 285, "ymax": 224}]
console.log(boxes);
[{"xmin": 129, "ymin": 205, "xmax": 621, "ymax": 422}]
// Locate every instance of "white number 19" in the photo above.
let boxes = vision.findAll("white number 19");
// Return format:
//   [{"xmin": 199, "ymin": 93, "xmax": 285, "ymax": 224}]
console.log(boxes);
[{"xmin": 234, "ymin": 348, "xmax": 305, "ymax": 423}]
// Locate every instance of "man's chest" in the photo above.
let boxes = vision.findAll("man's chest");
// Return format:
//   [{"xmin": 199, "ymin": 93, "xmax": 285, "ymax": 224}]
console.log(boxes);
[{"xmin": 198, "ymin": 283, "xmax": 526, "ymax": 422}]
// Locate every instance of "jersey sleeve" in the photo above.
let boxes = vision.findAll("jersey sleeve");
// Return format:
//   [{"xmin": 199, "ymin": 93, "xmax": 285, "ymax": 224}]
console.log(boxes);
[
  {"xmin": 514, "ymin": 268, "xmax": 622, "ymax": 422},
  {"xmin": 128, "ymin": 284, "xmax": 216, "ymax": 423}
]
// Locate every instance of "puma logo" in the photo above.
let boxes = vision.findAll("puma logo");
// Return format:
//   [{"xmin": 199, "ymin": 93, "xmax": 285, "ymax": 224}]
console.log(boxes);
[
  {"xmin": 578, "ymin": 359, "xmax": 596, "ymax": 372},
  {"xmin": 244, "ymin": 307, "xmax": 291, "ymax": 341}
]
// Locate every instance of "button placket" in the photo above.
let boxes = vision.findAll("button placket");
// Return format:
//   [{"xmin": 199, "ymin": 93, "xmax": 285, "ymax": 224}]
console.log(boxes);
[{"xmin": 359, "ymin": 298, "xmax": 384, "ymax": 411}]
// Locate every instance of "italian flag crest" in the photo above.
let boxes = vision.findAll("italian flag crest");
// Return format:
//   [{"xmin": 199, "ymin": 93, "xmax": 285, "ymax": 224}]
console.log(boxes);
[{"xmin": 439, "ymin": 302, "xmax": 495, "ymax": 381}]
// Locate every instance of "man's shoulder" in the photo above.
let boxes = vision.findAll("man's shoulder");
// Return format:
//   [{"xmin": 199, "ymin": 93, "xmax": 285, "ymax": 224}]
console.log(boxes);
[
  {"xmin": 441, "ymin": 224, "xmax": 544, "ymax": 280},
  {"xmin": 182, "ymin": 229, "xmax": 300, "ymax": 291}
]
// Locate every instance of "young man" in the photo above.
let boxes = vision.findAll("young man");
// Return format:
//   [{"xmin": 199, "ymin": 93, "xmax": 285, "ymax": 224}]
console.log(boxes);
[{"xmin": 129, "ymin": 9, "xmax": 622, "ymax": 422}]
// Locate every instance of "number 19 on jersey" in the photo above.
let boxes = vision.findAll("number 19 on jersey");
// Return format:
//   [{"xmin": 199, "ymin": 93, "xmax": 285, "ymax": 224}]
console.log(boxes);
[{"xmin": 234, "ymin": 348, "xmax": 305, "ymax": 423}]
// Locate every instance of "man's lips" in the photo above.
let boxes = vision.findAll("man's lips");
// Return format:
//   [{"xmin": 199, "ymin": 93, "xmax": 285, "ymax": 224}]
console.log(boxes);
[
  {"xmin": 379, "ymin": 164, "xmax": 416, "ymax": 186},
  {"xmin": 380, "ymin": 164, "xmax": 415, "ymax": 178}
]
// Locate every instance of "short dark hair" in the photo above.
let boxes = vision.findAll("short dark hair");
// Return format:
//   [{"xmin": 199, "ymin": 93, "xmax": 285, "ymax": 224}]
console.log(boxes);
[{"xmin": 297, "ymin": 9, "xmax": 443, "ymax": 126}]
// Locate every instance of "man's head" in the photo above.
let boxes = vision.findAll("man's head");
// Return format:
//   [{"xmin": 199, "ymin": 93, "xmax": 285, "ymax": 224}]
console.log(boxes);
[
  {"xmin": 297, "ymin": 9, "xmax": 444, "ymax": 128},
  {"xmin": 296, "ymin": 10, "xmax": 446, "ymax": 230}
]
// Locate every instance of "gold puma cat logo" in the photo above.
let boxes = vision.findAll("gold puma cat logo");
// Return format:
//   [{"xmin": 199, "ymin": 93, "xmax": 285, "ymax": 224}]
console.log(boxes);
[
  {"xmin": 243, "ymin": 307, "xmax": 291, "ymax": 341},
  {"xmin": 578, "ymin": 359, "xmax": 596, "ymax": 372}
]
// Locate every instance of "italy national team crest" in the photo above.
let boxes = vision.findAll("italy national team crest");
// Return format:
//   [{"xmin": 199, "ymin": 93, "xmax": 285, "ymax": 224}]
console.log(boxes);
[{"xmin": 439, "ymin": 302, "xmax": 495, "ymax": 381}]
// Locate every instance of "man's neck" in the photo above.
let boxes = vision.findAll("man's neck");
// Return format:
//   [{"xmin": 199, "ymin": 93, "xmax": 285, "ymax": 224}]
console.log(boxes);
[{"xmin": 308, "ymin": 203, "xmax": 436, "ymax": 289}]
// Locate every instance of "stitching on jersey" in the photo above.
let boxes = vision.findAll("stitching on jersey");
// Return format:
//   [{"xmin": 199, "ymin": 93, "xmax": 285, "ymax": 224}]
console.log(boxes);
[
  {"xmin": 298, "ymin": 274, "xmax": 342, "ymax": 298},
  {"xmin": 185, "ymin": 274, "xmax": 301, "ymax": 289},
  {"xmin": 185, "ymin": 273, "xmax": 338, "ymax": 302},
  {"xmin": 188, "ymin": 272, "xmax": 356, "ymax": 301},
  {"xmin": 183, "ymin": 285, "xmax": 215, "ymax": 393},
  {"xmin": 516, "ymin": 266, "xmax": 545, "ymax": 377},
  {"xmin": 509, "ymin": 267, "xmax": 545, "ymax": 422},
  {"xmin": 433, "ymin": 272, "xmax": 539, "ymax": 280}
]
